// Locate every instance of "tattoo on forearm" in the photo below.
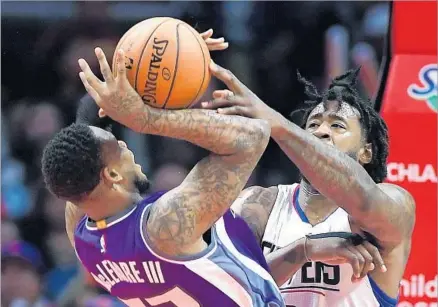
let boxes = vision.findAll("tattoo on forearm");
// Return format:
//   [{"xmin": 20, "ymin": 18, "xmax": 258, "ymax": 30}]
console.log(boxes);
[
  {"xmin": 147, "ymin": 153, "xmax": 261, "ymax": 255},
  {"xmin": 274, "ymin": 117, "xmax": 374, "ymax": 209},
  {"xmin": 275, "ymin": 119, "xmax": 415, "ymax": 242},
  {"xmin": 142, "ymin": 107, "xmax": 265, "ymax": 155},
  {"xmin": 145, "ymin": 118, "xmax": 269, "ymax": 255}
]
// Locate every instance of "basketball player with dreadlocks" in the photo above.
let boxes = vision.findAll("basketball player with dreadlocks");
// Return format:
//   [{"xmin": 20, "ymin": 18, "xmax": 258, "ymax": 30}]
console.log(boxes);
[{"xmin": 201, "ymin": 68, "xmax": 415, "ymax": 307}]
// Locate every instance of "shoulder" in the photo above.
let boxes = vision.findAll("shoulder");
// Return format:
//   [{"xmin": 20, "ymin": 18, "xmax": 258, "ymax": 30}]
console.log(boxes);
[
  {"xmin": 233, "ymin": 185, "xmax": 279, "ymax": 213},
  {"xmin": 231, "ymin": 186, "xmax": 279, "ymax": 244}
]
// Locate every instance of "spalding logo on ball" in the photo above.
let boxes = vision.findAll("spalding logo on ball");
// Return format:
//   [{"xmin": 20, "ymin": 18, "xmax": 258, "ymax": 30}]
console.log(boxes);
[{"xmin": 113, "ymin": 17, "xmax": 211, "ymax": 109}]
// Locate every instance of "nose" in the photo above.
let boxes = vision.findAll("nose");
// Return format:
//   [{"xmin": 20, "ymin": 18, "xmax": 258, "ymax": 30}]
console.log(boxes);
[
  {"xmin": 118, "ymin": 140, "xmax": 127, "ymax": 148},
  {"xmin": 312, "ymin": 123, "xmax": 331, "ymax": 140}
]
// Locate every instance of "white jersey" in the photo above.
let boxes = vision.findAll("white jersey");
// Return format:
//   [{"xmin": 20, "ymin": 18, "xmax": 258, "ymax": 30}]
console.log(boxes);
[{"xmin": 262, "ymin": 184, "xmax": 398, "ymax": 307}]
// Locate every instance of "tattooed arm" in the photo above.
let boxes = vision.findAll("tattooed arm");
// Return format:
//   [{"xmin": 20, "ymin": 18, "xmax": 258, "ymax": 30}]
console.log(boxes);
[
  {"xmin": 78, "ymin": 49, "xmax": 270, "ymax": 256},
  {"xmin": 270, "ymin": 116, "xmax": 415, "ymax": 247},
  {"xmin": 198, "ymin": 61, "xmax": 415, "ymax": 248},
  {"xmin": 145, "ymin": 109, "xmax": 269, "ymax": 255},
  {"xmin": 200, "ymin": 84, "xmax": 415, "ymax": 247},
  {"xmin": 231, "ymin": 186, "xmax": 278, "ymax": 244}
]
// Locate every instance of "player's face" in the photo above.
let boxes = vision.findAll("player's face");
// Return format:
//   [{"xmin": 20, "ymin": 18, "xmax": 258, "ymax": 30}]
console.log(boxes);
[
  {"xmin": 90, "ymin": 126, "xmax": 150, "ymax": 195},
  {"xmin": 305, "ymin": 101, "xmax": 371, "ymax": 163},
  {"xmin": 117, "ymin": 139, "xmax": 150, "ymax": 194}
]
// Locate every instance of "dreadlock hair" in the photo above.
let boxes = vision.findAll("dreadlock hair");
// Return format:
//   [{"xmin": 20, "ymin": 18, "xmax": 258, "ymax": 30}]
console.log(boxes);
[
  {"xmin": 41, "ymin": 123, "xmax": 104, "ymax": 201},
  {"xmin": 291, "ymin": 68, "xmax": 389, "ymax": 183}
]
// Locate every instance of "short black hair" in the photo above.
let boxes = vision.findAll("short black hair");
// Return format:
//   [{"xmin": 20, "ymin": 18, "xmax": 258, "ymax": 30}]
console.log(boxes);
[
  {"xmin": 41, "ymin": 123, "xmax": 104, "ymax": 200},
  {"xmin": 291, "ymin": 68, "xmax": 389, "ymax": 183}
]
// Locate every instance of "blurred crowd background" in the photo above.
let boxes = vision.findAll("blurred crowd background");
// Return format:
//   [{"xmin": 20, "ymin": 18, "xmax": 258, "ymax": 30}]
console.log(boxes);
[{"xmin": 1, "ymin": 1, "xmax": 389, "ymax": 306}]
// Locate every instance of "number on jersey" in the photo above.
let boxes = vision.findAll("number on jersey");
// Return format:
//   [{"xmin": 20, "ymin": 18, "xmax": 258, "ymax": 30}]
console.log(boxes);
[
  {"xmin": 120, "ymin": 287, "xmax": 200, "ymax": 307},
  {"xmin": 301, "ymin": 262, "xmax": 340, "ymax": 286}
]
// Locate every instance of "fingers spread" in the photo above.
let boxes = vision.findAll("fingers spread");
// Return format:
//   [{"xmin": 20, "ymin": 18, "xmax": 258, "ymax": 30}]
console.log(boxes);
[
  {"xmin": 79, "ymin": 72, "xmax": 101, "ymax": 105},
  {"xmin": 95, "ymin": 47, "xmax": 114, "ymax": 85},
  {"xmin": 78, "ymin": 58, "xmax": 103, "ymax": 91},
  {"xmin": 209, "ymin": 61, "xmax": 245, "ymax": 94},
  {"xmin": 115, "ymin": 49, "xmax": 127, "ymax": 81}
]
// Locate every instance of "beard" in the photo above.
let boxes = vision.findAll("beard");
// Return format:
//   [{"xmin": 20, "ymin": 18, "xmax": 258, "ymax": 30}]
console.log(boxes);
[{"xmin": 134, "ymin": 176, "xmax": 150, "ymax": 195}]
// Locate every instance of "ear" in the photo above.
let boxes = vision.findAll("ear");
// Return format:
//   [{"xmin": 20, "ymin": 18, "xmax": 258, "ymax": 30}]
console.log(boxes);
[
  {"xmin": 358, "ymin": 143, "xmax": 372, "ymax": 165},
  {"xmin": 102, "ymin": 167, "xmax": 124, "ymax": 185}
]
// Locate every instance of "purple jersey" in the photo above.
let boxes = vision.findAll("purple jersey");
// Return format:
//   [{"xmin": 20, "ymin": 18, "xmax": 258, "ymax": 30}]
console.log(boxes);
[{"xmin": 74, "ymin": 192, "xmax": 284, "ymax": 307}]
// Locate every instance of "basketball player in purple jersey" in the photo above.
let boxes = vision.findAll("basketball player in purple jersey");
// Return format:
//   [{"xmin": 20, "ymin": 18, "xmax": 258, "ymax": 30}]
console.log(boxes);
[
  {"xmin": 42, "ymin": 32, "xmax": 386, "ymax": 306},
  {"xmin": 201, "ymin": 69, "xmax": 415, "ymax": 306},
  {"xmin": 41, "ymin": 31, "xmax": 288, "ymax": 306}
]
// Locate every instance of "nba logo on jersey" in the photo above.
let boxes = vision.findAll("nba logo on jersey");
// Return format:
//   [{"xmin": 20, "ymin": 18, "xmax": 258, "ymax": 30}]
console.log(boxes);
[{"xmin": 100, "ymin": 236, "xmax": 106, "ymax": 254}]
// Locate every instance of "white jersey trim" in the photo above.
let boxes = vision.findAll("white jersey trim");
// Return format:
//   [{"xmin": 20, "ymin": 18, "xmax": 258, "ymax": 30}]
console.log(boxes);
[
  {"xmin": 215, "ymin": 217, "xmax": 278, "ymax": 288},
  {"xmin": 185, "ymin": 258, "xmax": 253, "ymax": 307},
  {"xmin": 85, "ymin": 206, "xmax": 137, "ymax": 231}
]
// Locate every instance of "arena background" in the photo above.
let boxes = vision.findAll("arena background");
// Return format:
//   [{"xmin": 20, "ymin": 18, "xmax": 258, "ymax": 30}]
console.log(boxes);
[{"xmin": 1, "ymin": 1, "xmax": 436, "ymax": 306}]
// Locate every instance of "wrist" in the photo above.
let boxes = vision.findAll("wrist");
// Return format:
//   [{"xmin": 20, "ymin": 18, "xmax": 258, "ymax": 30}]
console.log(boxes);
[
  {"xmin": 268, "ymin": 111, "xmax": 290, "ymax": 140},
  {"xmin": 128, "ymin": 103, "xmax": 155, "ymax": 133},
  {"xmin": 293, "ymin": 237, "xmax": 310, "ymax": 266},
  {"xmin": 303, "ymin": 235, "xmax": 313, "ymax": 262}
]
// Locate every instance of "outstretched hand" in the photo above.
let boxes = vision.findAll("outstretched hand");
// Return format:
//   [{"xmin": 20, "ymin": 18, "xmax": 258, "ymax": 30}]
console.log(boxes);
[
  {"xmin": 94, "ymin": 28, "xmax": 228, "ymax": 119},
  {"xmin": 78, "ymin": 48, "xmax": 143, "ymax": 127},
  {"xmin": 200, "ymin": 62, "xmax": 278, "ymax": 123}
]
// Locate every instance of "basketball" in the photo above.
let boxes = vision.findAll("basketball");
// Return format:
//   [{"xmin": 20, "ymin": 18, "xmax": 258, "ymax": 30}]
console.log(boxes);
[{"xmin": 112, "ymin": 17, "xmax": 211, "ymax": 109}]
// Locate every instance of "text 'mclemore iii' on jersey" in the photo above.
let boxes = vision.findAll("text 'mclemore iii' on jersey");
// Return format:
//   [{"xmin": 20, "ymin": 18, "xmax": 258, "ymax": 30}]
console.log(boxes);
[{"xmin": 74, "ymin": 192, "xmax": 285, "ymax": 307}]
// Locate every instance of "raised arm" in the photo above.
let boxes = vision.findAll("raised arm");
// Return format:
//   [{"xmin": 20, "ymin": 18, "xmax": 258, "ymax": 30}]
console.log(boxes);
[
  {"xmin": 146, "ymin": 110, "xmax": 269, "ymax": 255},
  {"xmin": 267, "ymin": 115, "xmax": 415, "ymax": 246},
  {"xmin": 200, "ymin": 85, "xmax": 415, "ymax": 248},
  {"xmin": 78, "ymin": 48, "xmax": 270, "ymax": 256}
]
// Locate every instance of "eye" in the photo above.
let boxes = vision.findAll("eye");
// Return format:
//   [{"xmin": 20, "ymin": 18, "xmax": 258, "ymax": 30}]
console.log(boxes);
[
  {"xmin": 332, "ymin": 123, "xmax": 346, "ymax": 129},
  {"xmin": 308, "ymin": 123, "xmax": 319, "ymax": 129}
]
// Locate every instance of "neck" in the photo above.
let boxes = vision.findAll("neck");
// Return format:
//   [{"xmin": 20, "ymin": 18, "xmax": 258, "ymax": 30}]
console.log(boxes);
[
  {"xmin": 298, "ymin": 179, "xmax": 337, "ymax": 211},
  {"xmin": 79, "ymin": 192, "xmax": 142, "ymax": 221}
]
